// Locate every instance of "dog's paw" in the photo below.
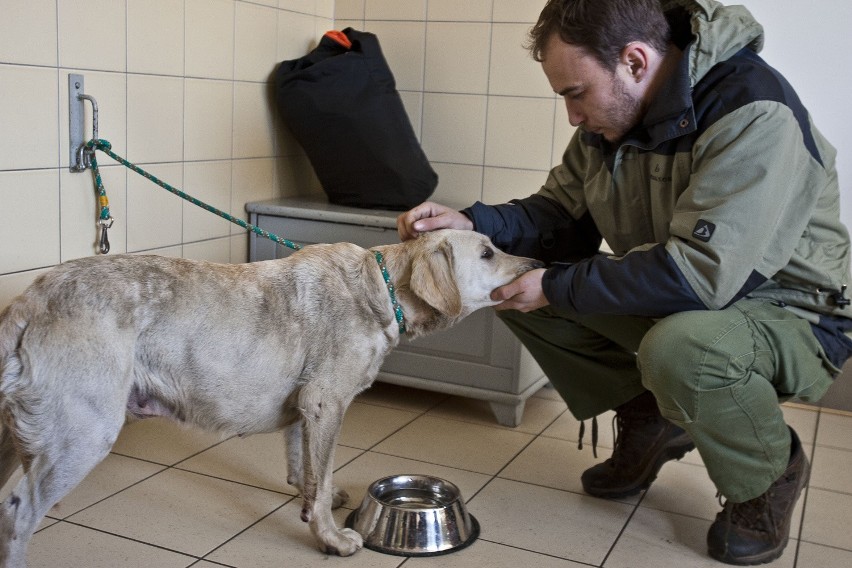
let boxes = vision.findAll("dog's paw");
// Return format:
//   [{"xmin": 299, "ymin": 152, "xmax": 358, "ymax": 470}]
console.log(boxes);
[
  {"xmin": 331, "ymin": 486, "xmax": 349, "ymax": 509},
  {"xmin": 320, "ymin": 528, "xmax": 363, "ymax": 557}
]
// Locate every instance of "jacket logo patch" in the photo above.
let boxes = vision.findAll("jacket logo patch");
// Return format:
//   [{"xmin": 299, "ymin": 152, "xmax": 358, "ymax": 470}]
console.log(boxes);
[{"xmin": 693, "ymin": 219, "xmax": 716, "ymax": 242}]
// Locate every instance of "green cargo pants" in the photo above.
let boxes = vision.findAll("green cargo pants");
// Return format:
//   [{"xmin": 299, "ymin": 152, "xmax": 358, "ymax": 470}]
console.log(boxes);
[{"xmin": 498, "ymin": 298, "xmax": 835, "ymax": 502}]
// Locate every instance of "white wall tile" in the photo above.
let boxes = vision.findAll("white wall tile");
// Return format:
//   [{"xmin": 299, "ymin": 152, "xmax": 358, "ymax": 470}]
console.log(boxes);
[
  {"xmin": 425, "ymin": 22, "xmax": 491, "ymax": 94},
  {"xmin": 422, "ymin": 93, "xmax": 487, "ymax": 165},
  {"xmin": 483, "ymin": 166, "xmax": 547, "ymax": 205},
  {"xmin": 185, "ymin": 79, "xmax": 233, "ymax": 162},
  {"xmin": 278, "ymin": 9, "xmax": 321, "ymax": 61},
  {"xmin": 233, "ymin": 82, "xmax": 276, "ymax": 160},
  {"xmin": 183, "ymin": 237, "xmax": 232, "ymax": 263},
  {"xmin": 428, "ymin": 0, "xmax": 493, "ymax": 22},
  {"xmin": 126, "ymin": 163, "xmax": 183, "ymax": 252},
  {"xmin": 0, "ymin": 65, "xmax": 58, "ymax": 171},
  {"xmin": 316, "ymin": 0, "xmax": 335, "ymax": 19},
  {"xmin": 186, "ymin": 0, "xmax": 234, "ymax": 80},
  {"xmin": 58, "ymin": 0, "xmax": 126, "ymax": 72},
  {"xmin": 489, "ymin": 23, "xmax": 553, "ymax": 97},
  {"xmin": 127, "ymin": 0, "xmax": 184, "ymax": 77},
  {"xmin": 61, "ymin": 165, "xmax": 127, "ymax": 261},
  {"xmin": 366, "ymin": 0, "xmax": 427, "ymax": 21},
  {"xmin": 127, "ymin": 74, "xmax": 184, "ymax": 164},
  {"xmin": 430, "ymin": 163, "xmax": 483, "ymax": 209},
  {"xmin": 232, "ymin": 158, "xmax": 275, "ymax": 234},
  {"xmin": 274, "ymin": 154, "xmax": 322, "ymax": 197},
  {"xmin": 230, "ymin": 233, "xmax": 250, "ymax": 263},
  {"xmin": 493, "ymin": 0, "xmax": 543, "ymax": 23},
  {"xmin": 335, "ymin": 0, "xmax": 365, "ymax": 20},
  {"xmin": 183, "ymin": 161, "xmax": 233, "ymax": 242},
  {"xmin": 0, "ymin": 0, "xmax": 57, "ymax": 66},
  {"xmin": 485, "ymin": 96, "xmax": 555, "ymax": 170},
  {"xmin": 235, "ymin": 2, "xmax": 280, "ymax": 82},
  {"xmin": 0, "ymin": 268, "xmax": 50, "ymax": 311},
  {"xmin": 279, "ymin": 0, "xmax": 314, "ymax": 14},
  {"xmin": 364, "ymin": 21, "xmax": 426, "ymax": 92},
  {"xmin": 0, "ymin": 169, "xmax": 60, "ymax": 272},
  {"xmin": 552, "ymin": 104, "xmax": 578, "ymax": 168}
]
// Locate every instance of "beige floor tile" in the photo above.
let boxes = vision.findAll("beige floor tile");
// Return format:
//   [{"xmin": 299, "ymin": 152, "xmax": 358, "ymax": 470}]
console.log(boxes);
[
  {"xmin": 809, "ymin": 445, "xmax": 852, "ymax": 493},
  {"xmin": 177, "ymin": 433, "xmax": 363, "ymax": 497},
  {"xmin": 357, "ymin": 382, "xmax": 449, "ymax": 413},
  {"xmin": 405, "ymin": 539, "xmax": 588, "ymax": 567},
  {"xmin": 501, "ymin": 436, "xmax": 611, "ymax": 494},
  {"xmin": 29, "ymin": 522, "xmax": 195, "ymax": 568},
  {"xmin": 605, "ymin": 507, "xmax": 796, "ymax": 567},
  {"xmin": 541, "ymin": 408, "xmax": 617, "ymax": 450},
  {"xmin": 67, "ymin": 468, "xmax": 291, "ymax": 557},
  {"xmin": 532, "ymin": 382, "xmax": 564, "ymax": 401},
  {"xmin": 373, "ymin": 416, "xmax": 534, "ymax": 475},
  {"xmin": 427, "ymin": 394, "xmax": 568, "ymax": 434},
  {"xmin": 206, "ymin": 501, "xmax": 402, "ymax": 567},
  {"xmin": 470, "ymin": 478, "xmax": 633, "ymax": 564},
  {"xmin": 339, "ymin": 402, "xmax": 421, "ymax": 450},
  {"xmin": 815, "ymin": 411, "xmax": 852, "ymax": 451},
  {"xmin": 333, "ymin": 451, "xmax": 492, "ymax": 512},
  {"xmin": 48, "ymin": 454, "xmax": 165, "ymax": 519},
  {"xmin": 112, "ymin": 418, "xmax": 227, "ymax": 465},
  {"xmin": 176, "ymin": 432, "xmax": 291, "ymax": 491},
  {"xmin": 782, "ymin": 404, "xmax": 819, "ymax": 444},
  {"xmin": 640, "ymin": 460, "xmax": 717, "ymax": 523},
  {"xmin": 796, "ymin": 541, "xmax": 852, "ymax": 567},
  {"xmin": 800, "ymin": 487, "xmax": 852, "ymax": 551}
]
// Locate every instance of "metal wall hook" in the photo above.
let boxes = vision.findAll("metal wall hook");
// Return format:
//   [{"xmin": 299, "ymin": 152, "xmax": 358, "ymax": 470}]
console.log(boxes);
[{"xmin": 69, "ymin": 74, "xmax": 99, "ymax": 172}]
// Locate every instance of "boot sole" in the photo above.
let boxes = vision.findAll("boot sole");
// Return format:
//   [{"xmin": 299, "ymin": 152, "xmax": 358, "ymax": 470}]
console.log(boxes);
[{"xmin": 583, "ymin": 438, "xmax": 696, "ymax": 499}]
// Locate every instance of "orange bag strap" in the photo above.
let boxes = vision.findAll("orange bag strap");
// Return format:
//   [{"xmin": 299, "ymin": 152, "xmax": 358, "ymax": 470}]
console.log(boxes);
[{"xmin": 323, "ymin": 30, "xmax": 352, "ymax": 50}]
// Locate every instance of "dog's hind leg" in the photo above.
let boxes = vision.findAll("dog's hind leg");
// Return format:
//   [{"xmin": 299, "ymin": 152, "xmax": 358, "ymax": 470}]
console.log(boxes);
[
  {"xmin": 0, "ymin": 401, "xmax": 125, "ymax": 567},
  {"xmin": 297, "ymin": 386, "xmax": 362, "ymax": 557}
]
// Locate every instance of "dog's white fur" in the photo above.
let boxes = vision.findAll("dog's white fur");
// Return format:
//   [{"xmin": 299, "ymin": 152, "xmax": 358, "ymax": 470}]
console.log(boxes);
[{"xmin": 0, "ymin": 229, "xmax": 542, "ymax": 566}]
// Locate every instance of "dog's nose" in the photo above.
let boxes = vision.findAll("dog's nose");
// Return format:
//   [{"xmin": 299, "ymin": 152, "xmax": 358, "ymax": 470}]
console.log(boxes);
[{"xmin": 530, "ymin": 259, "xmax": 545, "ymax": 269}]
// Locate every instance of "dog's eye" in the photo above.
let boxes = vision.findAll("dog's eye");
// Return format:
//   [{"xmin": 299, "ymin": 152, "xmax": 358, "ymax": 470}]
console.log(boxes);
[{"xmin": 481, "ymin": 247, "xmax": 494, "ymax": 259}]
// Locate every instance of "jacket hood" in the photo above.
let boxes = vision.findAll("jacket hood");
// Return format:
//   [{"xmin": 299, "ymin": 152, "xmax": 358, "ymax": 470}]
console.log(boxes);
[{"xmin": 662, "ymin": 0, "xmax": 764, "ymax": 86}]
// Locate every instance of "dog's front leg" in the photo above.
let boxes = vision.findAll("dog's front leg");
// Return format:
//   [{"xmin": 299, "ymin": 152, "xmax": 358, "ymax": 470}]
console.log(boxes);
[{"xmin": 298, "ymin": 388, "xmax": 362, "ymax": 556}]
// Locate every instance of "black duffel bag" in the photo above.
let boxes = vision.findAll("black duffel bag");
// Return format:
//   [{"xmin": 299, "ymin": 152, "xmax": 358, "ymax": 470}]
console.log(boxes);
[{"xmin": 275, "ymin": 29, "xmax": 437, "ymax": 210}]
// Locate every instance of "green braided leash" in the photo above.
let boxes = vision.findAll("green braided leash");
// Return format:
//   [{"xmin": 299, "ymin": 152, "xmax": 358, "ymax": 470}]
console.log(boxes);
[
  {"xmin": 86, "ymin": 139, "xmax": 301, "ymax": 253},
  {"xmin": 85, "ymin": 138, "xmax": 406, "ymax": 334}
]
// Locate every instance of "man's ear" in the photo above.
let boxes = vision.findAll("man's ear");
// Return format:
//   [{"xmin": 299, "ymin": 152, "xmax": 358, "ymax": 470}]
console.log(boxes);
[
  {"xmin": 621, "ymin": 41, "xmax": 650, "ymax": 82},
  {"xmin": 410, "ymin": 241, "xmax": 463, "ymax": 317}
]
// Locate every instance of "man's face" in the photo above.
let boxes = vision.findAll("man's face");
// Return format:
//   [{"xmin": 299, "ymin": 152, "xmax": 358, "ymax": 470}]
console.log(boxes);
[{"xmin": 542, "ymin": 35, "xmax": 643, "ymax": 144}]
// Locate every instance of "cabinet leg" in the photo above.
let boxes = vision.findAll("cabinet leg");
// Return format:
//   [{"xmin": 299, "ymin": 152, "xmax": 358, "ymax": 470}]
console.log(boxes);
[{"xmin": 488, "ymin": 401, "xmax": 525, "ymax": 427}]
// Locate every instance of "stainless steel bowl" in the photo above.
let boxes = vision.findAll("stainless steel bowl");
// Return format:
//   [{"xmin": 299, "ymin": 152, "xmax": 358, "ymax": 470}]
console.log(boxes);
[{"xmin": 345, "ymin": 474, "xmax": 480, "ymax": 557}]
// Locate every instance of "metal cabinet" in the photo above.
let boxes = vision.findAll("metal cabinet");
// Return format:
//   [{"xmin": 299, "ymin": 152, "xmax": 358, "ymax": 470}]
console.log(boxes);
[{"xmin": 246, "ymin": 196, "xmax": 548, "ymax": 426}]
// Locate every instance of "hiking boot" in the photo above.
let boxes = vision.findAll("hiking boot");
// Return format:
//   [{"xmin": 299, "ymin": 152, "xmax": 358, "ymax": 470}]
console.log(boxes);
[
  {"xmin": 580, "ymin": 391, "xmax": 695, "ymax": 499},
  {"xmin": 707, "ymin": 427, "xmax": 809, "ymax": 565}
]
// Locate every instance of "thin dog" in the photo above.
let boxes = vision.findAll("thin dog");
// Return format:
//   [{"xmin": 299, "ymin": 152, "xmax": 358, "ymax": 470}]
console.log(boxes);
[{"xmin": 0, "ymin": 229, "xmax": 543, "ymax": 566}]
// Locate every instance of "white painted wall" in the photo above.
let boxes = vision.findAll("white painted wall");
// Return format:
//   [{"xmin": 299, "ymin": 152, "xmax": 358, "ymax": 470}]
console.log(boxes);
[{"xmin": 738, "ymin": 0, "xmax": 851, "ymax": 230}]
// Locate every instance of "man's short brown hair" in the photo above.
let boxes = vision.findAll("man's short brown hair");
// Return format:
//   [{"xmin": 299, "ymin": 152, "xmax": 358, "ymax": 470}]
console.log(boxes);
[{"xmin": 527, "ymin": 0, "xmax": 672, "ymax": 70}]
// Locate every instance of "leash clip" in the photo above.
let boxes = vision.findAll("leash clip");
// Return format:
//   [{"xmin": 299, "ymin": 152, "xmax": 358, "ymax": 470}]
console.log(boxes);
[{"xmin": 98, "ymin": 216, "xmax": 114, "ymax": 254}]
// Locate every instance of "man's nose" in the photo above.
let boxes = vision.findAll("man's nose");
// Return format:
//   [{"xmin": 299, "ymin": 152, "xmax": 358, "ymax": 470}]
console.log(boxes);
[{"xmin": 565, "ymin": 100, "xmax": 583, "ymax": 127}]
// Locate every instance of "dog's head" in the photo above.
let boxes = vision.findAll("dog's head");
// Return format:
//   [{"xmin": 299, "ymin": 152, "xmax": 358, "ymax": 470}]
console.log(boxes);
[{"xmin": 409, "ymin": 229, "xmax": 544, "ymax": 321}]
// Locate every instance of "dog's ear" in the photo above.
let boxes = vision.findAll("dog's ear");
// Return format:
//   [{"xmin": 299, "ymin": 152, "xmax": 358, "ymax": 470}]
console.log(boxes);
[{"xmin": 410, "ymin": 240, "xmax": 463, "ymax": 318}]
